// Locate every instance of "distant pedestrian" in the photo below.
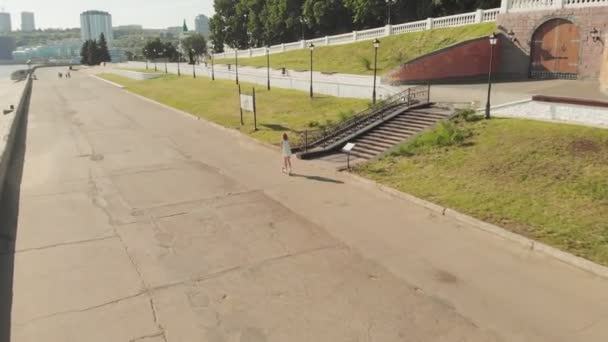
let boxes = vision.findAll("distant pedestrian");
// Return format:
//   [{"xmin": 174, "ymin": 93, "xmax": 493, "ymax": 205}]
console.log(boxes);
[{"xmin": 281, "ymin": 133, "xmax": 293, "ymax": 175}]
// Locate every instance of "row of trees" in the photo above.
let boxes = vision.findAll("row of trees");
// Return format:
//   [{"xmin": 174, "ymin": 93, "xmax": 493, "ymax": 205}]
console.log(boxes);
[
  {"xmin": 141, "ymin": 34, "xmax": 208, "ymax": 64},
  {"xmin": 80, "ymin": 33, "xmax": 111, "ymax": 65},
  {"xmin": 210, "ymin": 0, "xmax": 500, "ymax": 52}
]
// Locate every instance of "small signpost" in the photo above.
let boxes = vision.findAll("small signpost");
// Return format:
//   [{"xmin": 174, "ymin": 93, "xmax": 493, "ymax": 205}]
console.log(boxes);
[
  {"xmin": 342, "ymin": 142, "xmax": 356, "ymax": 170},
  {"xmin": 238, "ymin": 86, "xmax": 257, "ymax": 130}
]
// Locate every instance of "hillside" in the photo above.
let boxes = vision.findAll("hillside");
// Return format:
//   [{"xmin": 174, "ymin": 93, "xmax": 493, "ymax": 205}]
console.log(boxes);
[{"xmin": 215, "ymin": 22, "xmax": 495, "ymax": 76}]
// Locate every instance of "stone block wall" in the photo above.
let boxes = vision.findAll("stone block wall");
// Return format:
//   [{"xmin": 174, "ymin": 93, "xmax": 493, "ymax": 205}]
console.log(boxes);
[
  {"xmin": 383, "ymin": 37, "xmax": 501, "ymax": 85},
  {"xmin": 496, "ymin": 7, "xmax": 608, "ymax": 80}
]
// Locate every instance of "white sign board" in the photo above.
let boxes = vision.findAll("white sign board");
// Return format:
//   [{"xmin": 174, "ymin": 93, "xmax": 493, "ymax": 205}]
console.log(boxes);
[
  {"xmin": 342, "ymin": 142, "xmax": 356, "ymax": 153},
  {"xmin": 240, "ymin": 94, "xmax": 254, "ymax": 112}
]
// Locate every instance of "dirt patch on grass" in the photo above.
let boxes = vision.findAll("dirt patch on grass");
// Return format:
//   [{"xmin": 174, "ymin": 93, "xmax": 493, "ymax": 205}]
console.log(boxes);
[{"xmin": 569, "ymin": 139, "xmax": 601, "ymax": 154}]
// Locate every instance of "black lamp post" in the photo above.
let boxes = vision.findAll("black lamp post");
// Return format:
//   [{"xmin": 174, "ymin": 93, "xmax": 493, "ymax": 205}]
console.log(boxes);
[
  {"xmin": 235, "ymin": 48, "xmax": 239, "ymax": 85},
  {"xmin": 144, "ymin": 48, "xmax": 148, "ymax": 69},
  {"xmin": 191, "ymin": 49, "xmax": 196, "ymax": 78},
  {"xmin": 266, "ymin": 46, "xmax": 271, "ymax": 90},
  {"xmin": 163, "ymin": 49, "xmax": 168, "ymax": 74},
  {"xmin": 153, "ymin": 48, "xmax": 157, "ymax": 71},
  {"xmin": 485, "ymin": 33, "xmax": 498, "ymax": 120},
  {"xmin": 372, "ymin": 38, "xmax": 380, "ymax": 105},
  {"xmin": 309, "ymin": 43, "xmax": 315, "ymax": 98}
]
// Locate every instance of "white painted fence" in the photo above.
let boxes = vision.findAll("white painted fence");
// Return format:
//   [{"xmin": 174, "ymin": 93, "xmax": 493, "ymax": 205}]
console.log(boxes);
[
  {"xmin": 213, "ymin": 8, "xmax": 500, "ymax": 59},
  {"xmin": 501, "ymin": 0, "xmax": 608, "ymax": 12}
]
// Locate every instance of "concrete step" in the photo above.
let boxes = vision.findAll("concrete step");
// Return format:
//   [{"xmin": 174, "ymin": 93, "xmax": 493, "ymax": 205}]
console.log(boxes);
[
  {"xmin": 350, "ymin": 150, "xmax": 379, "ymax": 160},
  {"xmin": 370, "ymin": 130, "xmax": 410, "ymax": 140},
  {"xmin": 356, "ymin": 135, "xmax": 405, "ymax": 146},
  {"xmin": 355, "ymin": 144, "xmax": 388, "ymax": 154},
  {"xmin": 393, "ymin": 116, "xmax": 438, "ymax": 124},
  {"xmin": 383, "ymin": 122, "xmax": 428, "ymax": 131},
  {"xmin": 358, "ymin": 137, "xmax": 403, "ymax": 148},
  {"xmin": 354, "ymin": 138, "xmax": 395, "ymax": 149}
]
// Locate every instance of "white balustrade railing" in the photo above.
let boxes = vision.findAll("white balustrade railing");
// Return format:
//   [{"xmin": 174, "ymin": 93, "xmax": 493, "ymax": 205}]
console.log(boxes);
[
  {"xmin": 213, "ymin": 8, "xmax": 502, "ymax": 59},
  {"xmin": 565, "ymin": 0, "xmax": 608, "ymax": 7},
  {"xmin": 392, "ymin": 20, "xmax": 427, "ymax": 34},
  {"xmin": 502, "ymin": 0, "xmax": 607, "ymax": 11},
  {"xmin": 482, "ymin": 8, "xmax": 501, "ymax": 21}
]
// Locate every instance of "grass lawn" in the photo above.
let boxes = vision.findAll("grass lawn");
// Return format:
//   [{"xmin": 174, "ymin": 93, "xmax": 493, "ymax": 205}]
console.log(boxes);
[
  {"xmin": 215, "ymin": 22, "xmax": 495, "ymax": 76},
  {"xmin": 356, "ymin": 117, "xmax": 608, "ymax": 265},
  {"xmin": 98, "ymin": 73, "xmax": 367, "ymax": 145},
  {"xmin": 115, "ymin": 67, "xmax": 164, "ymax": 74}
]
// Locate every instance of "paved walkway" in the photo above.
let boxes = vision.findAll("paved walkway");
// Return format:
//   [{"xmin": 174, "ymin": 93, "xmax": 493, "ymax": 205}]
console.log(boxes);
[
  {"xmin": 123, "ymin": 61, "xmax": 608, "ymax": 107},
  {"xmin": 1, "ymin": 67, "xmax": 608, "ymax": 342}
]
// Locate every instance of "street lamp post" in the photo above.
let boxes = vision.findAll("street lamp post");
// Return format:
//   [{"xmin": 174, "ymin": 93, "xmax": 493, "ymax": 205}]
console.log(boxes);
[
  {"xmin": 191, "ymin": 49, "xmax": 196, "ymax": 78},
  {"xmin": 485, "ymin": 33, "xmax": 498, "ymax": 120},
  {"xmin": 309, "ymin": 43, "xmax": 315, "ymax": 98},
  {"xmin": 153, "ymin": 49, "xmax": 157, "ymax": 71},
  {"xmin": 143, "ymin": 49, "xmax": 148, "ymax": 69},
  {"xmin": 163, "ymin": 49, "xmax": 168, "ymax": 74},
  {"xmin": 372, "ymin": 38, "xmax": 380, "ymax": 105},
  {"xmin": 235, "ymin": 49, "xmax": 239, "ymax": 85},
  {"xmin": 266, "ymin": 46, "xmax": 270, "ymax": 90}
]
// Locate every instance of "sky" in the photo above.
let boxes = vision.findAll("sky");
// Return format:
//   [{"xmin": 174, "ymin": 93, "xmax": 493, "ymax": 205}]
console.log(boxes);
[{"xmin": 1, "ymin": 0, "xmax": 214, "ymax": 30}]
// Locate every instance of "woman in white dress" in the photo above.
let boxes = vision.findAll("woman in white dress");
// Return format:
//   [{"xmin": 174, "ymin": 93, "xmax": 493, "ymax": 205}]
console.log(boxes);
[{"xmin": 281, "ymin": 133, "xmax": 292, "ymax": 174}]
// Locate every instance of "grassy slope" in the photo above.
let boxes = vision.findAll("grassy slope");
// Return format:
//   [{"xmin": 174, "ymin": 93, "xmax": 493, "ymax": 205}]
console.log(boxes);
[
  {"xmin": 215, "ymin": 22, "xmax": 495, "ymax": 75},
  {"xmin": 357, "ymin": 118, "xmax": 608, "ymax": 265},
  {"xmin": 99, "ymin": 73, "xmax": 367, "ymax": 145}
]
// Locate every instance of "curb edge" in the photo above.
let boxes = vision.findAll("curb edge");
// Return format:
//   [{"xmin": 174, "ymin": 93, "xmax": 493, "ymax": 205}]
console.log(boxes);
[{"xmin": 342, "ymin": 172, "xmax": 608, "ymax": 280}]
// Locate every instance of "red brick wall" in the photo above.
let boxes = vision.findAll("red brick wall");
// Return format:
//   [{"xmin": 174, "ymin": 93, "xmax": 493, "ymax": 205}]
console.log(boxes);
[
  {"xmin": 496, "ymin": 7, "xmax": 608, "ymax": 80},
  {"xmin": 384, "ymin": 37, "xmax": 501, "ymax": 84}
]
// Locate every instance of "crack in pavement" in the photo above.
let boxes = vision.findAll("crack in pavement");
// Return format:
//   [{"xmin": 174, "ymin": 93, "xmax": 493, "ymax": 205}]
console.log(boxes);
[
  {"xmin": 15, "ymin": 291, "xmax": 147, "ymax": 327},
  {"xmin": 9, "ymin": 235, "xmax": 118, "ymax": 255},
  {"xmin": 129, "ymin": 332, "xmax": 165, "ymax": 342}
]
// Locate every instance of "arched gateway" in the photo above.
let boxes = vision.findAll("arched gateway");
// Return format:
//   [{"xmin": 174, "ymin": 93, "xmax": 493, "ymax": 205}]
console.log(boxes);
[{"xmin": 530, "ymin": 18, "xmax": 580, "ymax": 80}]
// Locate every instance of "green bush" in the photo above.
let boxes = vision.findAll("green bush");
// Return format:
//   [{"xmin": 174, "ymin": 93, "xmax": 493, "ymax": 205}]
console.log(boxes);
[
  {"xmin": 455, "ymin": 108, "xmax": 484, "ymax": 122},
  {"xmin": 392, "ymin": 121, "xmax": 471, "ymax": 156}
]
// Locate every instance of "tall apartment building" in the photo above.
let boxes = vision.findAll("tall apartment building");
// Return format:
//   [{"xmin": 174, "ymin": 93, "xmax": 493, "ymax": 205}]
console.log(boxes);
[
  {"xmin": 194, "ymin": 14, "xmax": 209, "ymax": 35},
  {"xmin": 80, "ymin": 10, "xmax": 113, "ymax": 47},
  {"xmin": 21, "ymin": 12, "xmax": 35, "ymax": 32},
  {"xmin": 0, "ymin": 12, "xmax": 11, "ymax": 33}
]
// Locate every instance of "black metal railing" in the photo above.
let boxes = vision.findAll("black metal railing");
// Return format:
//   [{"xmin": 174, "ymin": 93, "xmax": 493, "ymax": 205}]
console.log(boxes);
[{"xmin": 297, "ymin": 84, "xmax": 430, "ymax": 152}]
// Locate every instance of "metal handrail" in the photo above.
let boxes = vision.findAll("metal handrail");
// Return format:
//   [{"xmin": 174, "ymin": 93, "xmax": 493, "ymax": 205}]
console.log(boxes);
[{"xmin": 298, "ymin": 85, "xmax": 430, "ymax": 151}]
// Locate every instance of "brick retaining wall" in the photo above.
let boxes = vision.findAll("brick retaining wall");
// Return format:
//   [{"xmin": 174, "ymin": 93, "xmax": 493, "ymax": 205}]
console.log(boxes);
[{"xmin": 496, "ymin": 7, "xmax": 608, "ymax": 80}]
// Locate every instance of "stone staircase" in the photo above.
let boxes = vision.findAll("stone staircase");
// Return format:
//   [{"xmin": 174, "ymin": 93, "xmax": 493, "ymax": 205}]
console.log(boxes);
[{"xmin": 347, "ymin": 106, "xmax": 452, "ymax": 160}]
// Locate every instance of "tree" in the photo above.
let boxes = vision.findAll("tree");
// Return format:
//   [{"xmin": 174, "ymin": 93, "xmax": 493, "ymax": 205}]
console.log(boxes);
[
  {"xmin": 98, "ymin": 33, "xmax": 111, "ymax": 62},
  {"xmin": 80, "ymin": 40, "xmax": 91, "ymax": 65},
  {"xmin": 143, "ymin": 38, "xmax": 166, "ymax": 60},
  {"xmin": 302, "ymin": 0, "xmax": 352, "ymax": 36},
  {"xmin": 79, "ymin": 39, "xmax": 100, "ymax": 65},
  {"xmin": 181, "ymin": 33, "xmax": 207, "ymax": 64}
]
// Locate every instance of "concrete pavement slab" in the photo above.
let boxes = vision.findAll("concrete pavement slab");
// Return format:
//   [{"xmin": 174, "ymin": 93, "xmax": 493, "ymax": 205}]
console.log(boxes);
[
  {"xmin": 10, "ymin": 237, "xmax": 143, "ymax": 325},
  {"xmin": 12, "ymin": 295, "xmax": 160, "ymax": 342},
  {"xmin": 151, "ymin": 246, "xmax": 501, "ymax": 342},
  {"xmin": 109, "ymin": 161, "xmax": 246, "ymax": 209},
  {"xmin": 14, "ymin": 191, "xmax": 115, "ymax": 251},
  {"xmin": 117, "ymin": 191, "xmax": 332, "ymax": 288}
]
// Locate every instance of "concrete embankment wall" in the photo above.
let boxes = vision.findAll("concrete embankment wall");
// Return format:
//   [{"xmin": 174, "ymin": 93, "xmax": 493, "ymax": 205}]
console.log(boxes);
[{"xmin": 0, "ymin": 73, "xmax": 32, "ymax": 200}]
